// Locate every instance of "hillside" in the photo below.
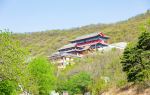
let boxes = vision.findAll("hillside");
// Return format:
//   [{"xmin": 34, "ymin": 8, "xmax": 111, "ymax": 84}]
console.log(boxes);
[
  {"xmin": 102, "ymin": 84, "xmax": 150, "ymax": 95},
  {"xmin": 1, "ymin": 10, "xmax": 150, "ymax": 95},
  {"xmin": 14, "ymin": 10, "xmax": 150, "ymax": 57}
]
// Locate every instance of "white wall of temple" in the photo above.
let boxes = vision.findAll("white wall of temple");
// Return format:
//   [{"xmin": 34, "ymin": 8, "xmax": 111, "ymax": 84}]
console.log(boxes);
[
  {"xmin": 57, "ymin": 57, "xmax": 74, "ymax": 65},
  {"xmin": 98, "ymin": 42, "xmax": 127, "ymax": 52}
]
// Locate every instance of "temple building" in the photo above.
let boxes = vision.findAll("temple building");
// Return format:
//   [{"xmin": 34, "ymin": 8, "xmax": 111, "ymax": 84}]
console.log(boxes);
[{"xmin": 50, "ymin": 32, "xmax": 109, "ymax": 68}]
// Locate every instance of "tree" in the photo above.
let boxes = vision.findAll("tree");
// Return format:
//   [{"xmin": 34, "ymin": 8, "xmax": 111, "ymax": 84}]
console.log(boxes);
[
  {"xmin": 0, "ymin": 80, "xmax": 17, "ymax": 95},
  {"xmin": 57, "ymin": 72, "xmax": 92, "ymax": 95},
  {"xmin": 27, "ymin": 57, "xmax": 56, "ymax": 95},
  {"xmin": 0, "ymin": 31, "xmax": 28, "ymax": 80},
  {"xmin": 121, "ymin": 21, "xmax": 150, "ymax": 82},
  {"xmin": 137, "ymin": 30, "xmax": 150, "ymax": 50},
  {"xmin": 0, "ymin": 31, "xmax": 29, "ymax": 94}
]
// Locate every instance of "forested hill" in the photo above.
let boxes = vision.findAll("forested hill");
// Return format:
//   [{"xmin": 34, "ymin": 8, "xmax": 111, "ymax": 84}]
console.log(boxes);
[{"xmin": 14, "ymin": 10, "xmax": 150, "ymax": 57}]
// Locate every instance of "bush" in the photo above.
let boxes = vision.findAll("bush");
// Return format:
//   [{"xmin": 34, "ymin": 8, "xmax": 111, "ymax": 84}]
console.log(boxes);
[
  {"xmin": 0, "ymin": 31, "xmax": 29, "ymax": 95},
  {"xmin": 26, "ymin": 57, "xmax": 57, "ymax": 95},
  {"xmin": 91, "ymin": 78, "xmax": 108, "ymax": 95},
  {"xmin": 57, "ymin": 72, "xmax": 92, "ymax": 95},
  {"xmin": 121, "ymin": 27, "xmax": 150, "ymax": 82},
  {"xmin": 0, "ymin": 80, "xmax": 17, "ymax": 95}
]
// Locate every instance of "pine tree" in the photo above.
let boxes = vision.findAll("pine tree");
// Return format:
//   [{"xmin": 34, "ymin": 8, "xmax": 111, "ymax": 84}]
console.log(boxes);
[{"xmin": 121, "ymin": 23, "xmax": 150, "ymax": 82}]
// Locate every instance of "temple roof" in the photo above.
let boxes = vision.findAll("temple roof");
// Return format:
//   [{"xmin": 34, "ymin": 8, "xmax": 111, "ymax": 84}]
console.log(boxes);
[
  {"xmin": 70, "ymin": 32, "xmax": 109, "ymax": 42},
  {"xmin": 77, "ymin": 39, "xmax": 108, "ymax": 47},
  {"xmin": 63, "ymin": 46, "xmax": 91, "ymax": 53},
  {"xmin": 58, "ymin": 43, "xmax": 77, "ymax": 50},
  {"xmin": 58, "ymin": 32, "xmax": 109, "ymax": 50}
]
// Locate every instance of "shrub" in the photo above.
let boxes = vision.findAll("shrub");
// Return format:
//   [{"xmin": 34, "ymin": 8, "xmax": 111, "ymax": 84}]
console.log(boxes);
[
  {"xmin": 57, "ymin": 72, "xmax": 92, "ymax": 95},
  {"xmin": 26, "ymin": 57, "xmax": 57, "ymax": 95},
  {"xmin": 0, "ymin": 80, "xmax": 17, "ymax": 95},
  {"xmin": 121, "ymin": 25, "xmax": 150, "ymax": 82}
]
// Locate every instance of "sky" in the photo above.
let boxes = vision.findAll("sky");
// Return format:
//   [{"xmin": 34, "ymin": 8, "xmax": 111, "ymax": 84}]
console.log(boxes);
[{"xmin": 0, "ymin": 0, "xmax": 150, "ymax": 33}]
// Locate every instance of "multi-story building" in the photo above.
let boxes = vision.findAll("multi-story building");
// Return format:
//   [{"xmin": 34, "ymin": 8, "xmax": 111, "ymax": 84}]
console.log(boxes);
[{"xmin": 50, "ymin": 32, "xmax": 109, "ymax": 68}]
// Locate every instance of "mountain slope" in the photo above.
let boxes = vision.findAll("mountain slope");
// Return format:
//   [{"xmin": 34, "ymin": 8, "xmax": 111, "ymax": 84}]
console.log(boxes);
[{"xmin": 14, "ymin": 10, "xmax": 150, "ymax": 57}]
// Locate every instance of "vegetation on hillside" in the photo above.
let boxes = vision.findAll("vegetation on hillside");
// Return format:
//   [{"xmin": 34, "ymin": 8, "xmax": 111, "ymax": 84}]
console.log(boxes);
[
  {"xmin": 0, "ymin": 80, "xmax": 17, "ymax": 95},
  {"xmin": 58, "ymin": 49, "xmax": 127, "ymax": 94},
  {"xmin": 0, "ymin": 32, "xmax": 29, "ymax": 95},
  {"xmin": 0, "ymin": 31, "xmax": 57, "ymax": 95},
  {"xmin": 0, "ymin": 32, "xmax": 28, "ymax": 82},
  {"xmin": 0, "ymin": 11, "xmax": 150, "ymax": 95},
  {"xmin": 25, "ymin": 57, "xmax": 57, "ymax": 95},
  {"xmin": 57, "ymin": 72, "xmax": 91, "ymax": 95},
  {"xmin": 121, "ymin": 21, "xmax": 150, "ymax": 83},
  {"xmin": 14, "ymin": 11, "xmax": 150, "ymax": 57}
]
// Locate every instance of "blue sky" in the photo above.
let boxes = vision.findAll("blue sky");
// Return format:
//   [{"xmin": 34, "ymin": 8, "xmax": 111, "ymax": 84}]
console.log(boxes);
[{"xmin": 0, "ymin": 0, "xmax": 150, "ymax": 33}]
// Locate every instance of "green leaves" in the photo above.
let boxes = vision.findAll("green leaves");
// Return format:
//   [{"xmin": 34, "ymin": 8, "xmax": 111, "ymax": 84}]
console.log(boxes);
[
  {"xmin": 121, "ymin": 23, "xmax": 150, "ymax": 82},
  {"xmin": 0, "ymin": 31, "xmax": 58, "ymax": 94},
  {"xmin": 0, "ymin": 80, "xmax": 17, "ymax": 95},
  {"xmin": 0, "ymin": 31, "xmax": 28, "ymax": 81},
  {"xmin": 137, "ymin": 31, "xmax": 150, "ymax": 50},
  {"xmin": 57, "ymin": 72, "xmax": 92, "ymax": 95},
  {"xmin": 26, "ymin": 57, "xmax": 56, "ymax": 95},
  {"xmin": 0, "ymin": 31, "xmax": 29, "ymax": 94}
]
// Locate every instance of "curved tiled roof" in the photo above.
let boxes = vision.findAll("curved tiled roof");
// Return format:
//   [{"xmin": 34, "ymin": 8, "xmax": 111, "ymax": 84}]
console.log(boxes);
[
  {"xmin": 70, "ymin": 32, "xmax": 109, "ymax": 42},
  {"xmin": 58, "ymin": 43, "xmax": 77, "ymax": 50}
]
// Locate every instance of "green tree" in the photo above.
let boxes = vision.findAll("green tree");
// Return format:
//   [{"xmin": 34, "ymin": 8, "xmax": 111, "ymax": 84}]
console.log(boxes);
[
  {"xmin": 0, "ymin": 31, "xmax": 29, "ymax": 94},
  {"xmin": 27, "ymin": 57, "xmax": 56, "ymax": 95},
  {"xmin": 121, "ymin": 22, "xmax": 150, "ymax": 82},
  {"xmin": 0, "ymin": 31, "xmax": 28, "ymax": 80},
  {"xmin": 0, "ymin": 80, "xmax": 17, "ymax": 95},
  {"xmin": 57, "ymin": 72, "xmax": 92, "ymax": 95}
]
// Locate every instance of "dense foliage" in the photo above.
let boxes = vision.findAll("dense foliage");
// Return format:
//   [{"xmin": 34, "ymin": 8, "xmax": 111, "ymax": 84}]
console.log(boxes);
[
  {"xmin": 0, "ymin": 31, "xmax": 29, "ymax": 94},
  {"xmin": 0, "ymin": 31, "xmax": 28, "ymax": 81},
  {"xmin": 26, "ymin": 57, "xmax": 57, "ymax": 95},
  {"xmin": 1, "ymin": 11, "xmax": 150, "ymax": 95},
  {"xmin": 121, "ymin": 22, "xmax": 150, "ymax": 82},
  {"xmin": 57, "ymin": 72, "xmax": 91, "ymax": 95},
  {"xmin": 0, "ymin": 80, "xmax": 17, "ymax": 95},
  {"xmin": 58, "ymin": 49, "xmax": 127, "ymax": 94},
  {"xmin": 14, "ymin": 11, "xmax": 150, "ymax": 57},
  {"xmin": 0, "ymin": 31, "xmax": 57, "ymax": 95}
]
